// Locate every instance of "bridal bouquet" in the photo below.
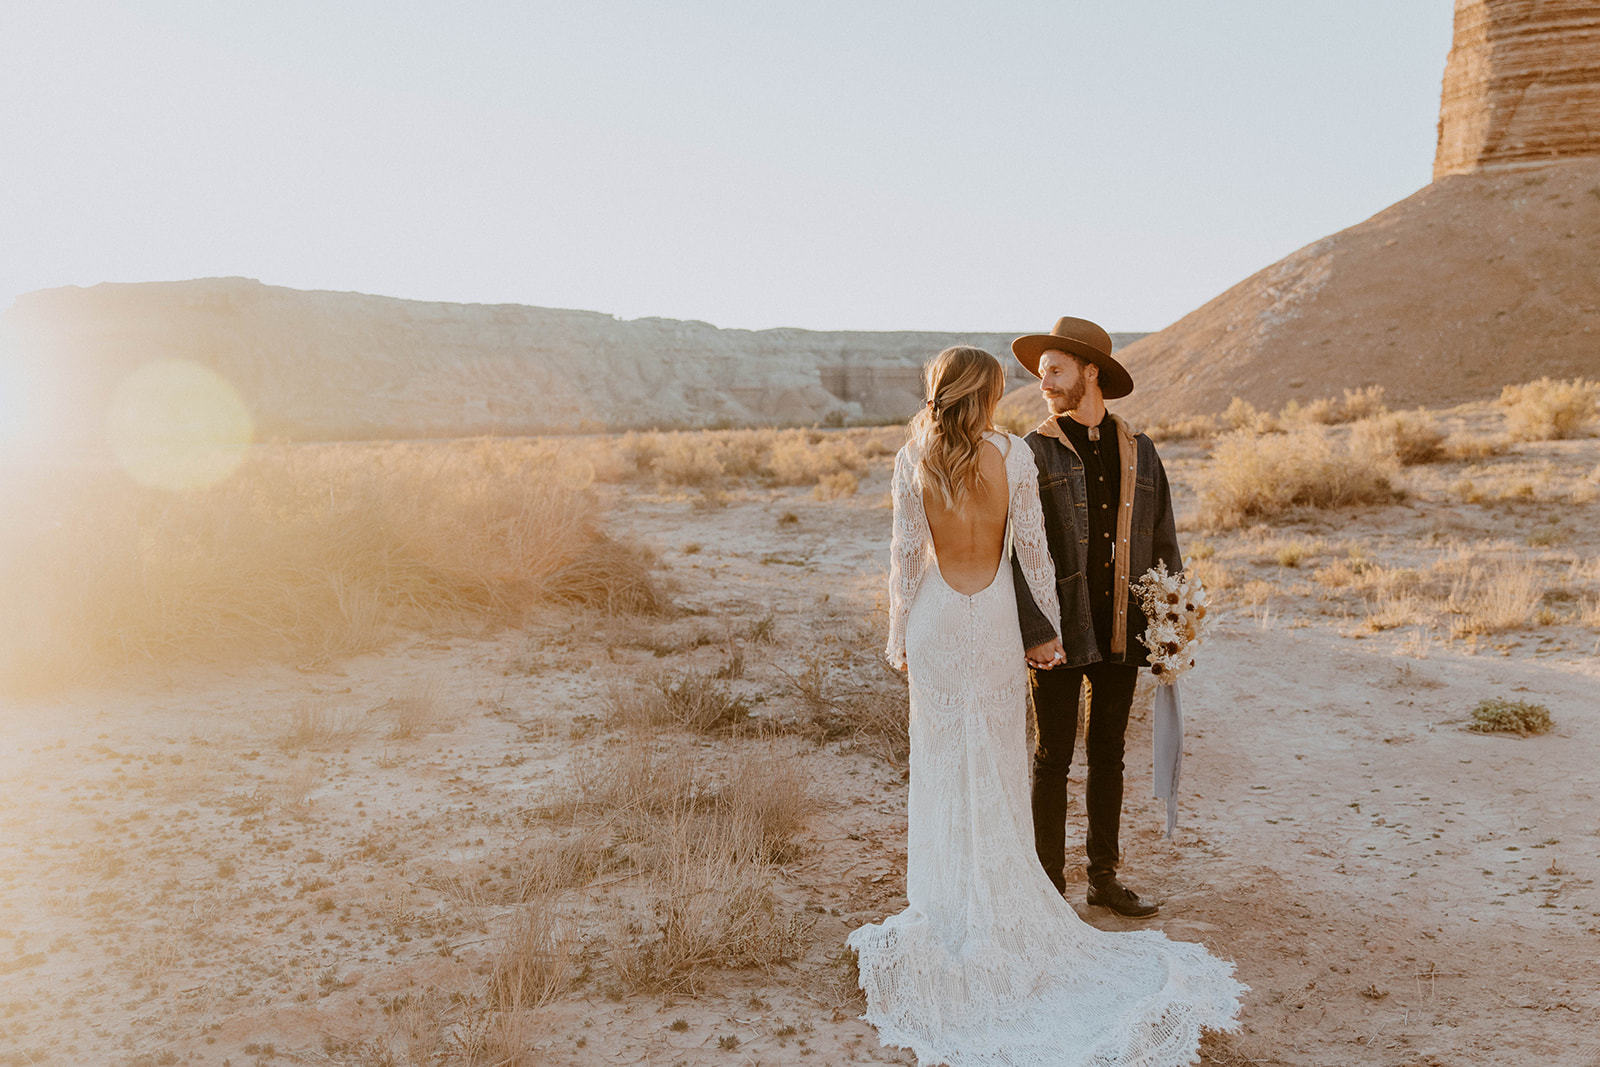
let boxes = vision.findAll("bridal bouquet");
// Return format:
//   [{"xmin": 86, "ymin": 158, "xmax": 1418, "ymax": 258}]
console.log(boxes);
[
  {"xmin": 1130, "ymin": 560, "xmax": 1208, "ymax": 684},
  {"xmin": 1131, "ymin": 560, "xmax": 1208, "ymax": 838}
]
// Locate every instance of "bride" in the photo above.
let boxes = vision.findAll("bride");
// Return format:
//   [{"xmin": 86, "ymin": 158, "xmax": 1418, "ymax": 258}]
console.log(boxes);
[{"xmin": 847, "ymin": 347, "xmax": 1243, "ymax": 1067}]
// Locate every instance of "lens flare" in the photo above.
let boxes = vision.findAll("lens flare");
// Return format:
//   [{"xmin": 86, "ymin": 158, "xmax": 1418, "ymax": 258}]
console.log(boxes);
[
  {"xmin": 107, "ymin": 360, "xmax": 254, "ymax": 490},
  {"xmin": 0, "ymin": 339, "xmax": 53, "ymax": 461}
]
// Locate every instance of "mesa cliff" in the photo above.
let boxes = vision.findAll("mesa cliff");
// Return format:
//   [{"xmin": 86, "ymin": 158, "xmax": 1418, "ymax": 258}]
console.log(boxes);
[
  {"xmin": 1435, "ymin": 0, "xmax": 1600, "ymax": 178},
  {"xmin": 0, "ymin": 278, "xmax": 1143, "ymax": 442}
]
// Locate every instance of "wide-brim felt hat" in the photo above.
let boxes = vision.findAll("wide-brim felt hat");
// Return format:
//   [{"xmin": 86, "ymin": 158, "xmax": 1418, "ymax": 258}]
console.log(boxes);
[{"xmin": 1012, "ymin": 316, "xmax": 1134, "ymax": 400}]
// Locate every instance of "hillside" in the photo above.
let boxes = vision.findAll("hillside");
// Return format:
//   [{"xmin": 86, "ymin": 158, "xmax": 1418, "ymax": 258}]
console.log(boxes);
[
  {"xmin": 1002, "ymin": 157, "xmax": 1600, "ymax": 428},
  {"xmin": 0, "ymin": 278, "xmax": 1143, "ymax": 442}
]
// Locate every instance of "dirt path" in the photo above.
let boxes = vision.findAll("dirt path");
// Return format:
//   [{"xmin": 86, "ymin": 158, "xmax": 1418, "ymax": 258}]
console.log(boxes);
[{"xmin": 1139, "ymin": 621, "xmax": 1600, "ymax": 1065}]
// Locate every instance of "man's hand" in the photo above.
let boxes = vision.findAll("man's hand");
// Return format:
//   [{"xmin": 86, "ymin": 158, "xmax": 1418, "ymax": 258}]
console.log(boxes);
[{"xmin": 1026, "ymin": 639, "xmax": 1065, "ymax": 670}]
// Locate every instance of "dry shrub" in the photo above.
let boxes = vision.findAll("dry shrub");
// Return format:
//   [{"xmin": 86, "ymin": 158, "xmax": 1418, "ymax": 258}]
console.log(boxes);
[
  {"xmin": 274, "ymin": 759, "xmax": 324, "ymax": 810},
  {"xmin": 1237, "ymin": 579, "xmax": 1274, "ymax": 606},
  {"xmin": 743, "ymin": 612, "xmax": 777, "ymax": 645},
  {"xmin": 655, "ymin": 670, "xmax": 753, "ymax": 732},
  {"xmin": 539, "ymin": 534, "xmax": 667, "ymax": 615},
  {"xmin": 1338, "ymin": 385, "xmax": 1389, "ymax": 422},
  {"xmin": 1351, "ymin": 410, "xmax": 1446, "ymax": 465},
  {"xmin": 652, "ymin": 437, "xmax": 726, "ymax": 488},
  {"xmin": 1269, "ymin": 537, "xmax": 1323, "ymax": 568},
  {"xmin": 0, "ymin": 439, "xmax": 656, "ymax": 695},
  {"xmin": 559, "ymin": 741, "xmax": 704, "ymax": 822},
  {"xmin": 1314, "ymin": 558, "xmax": 1420, "ymax": 599},
  {"xmin": 1468, "ymin": 698, "xmax": 1553, "ymax": 736},
  {"xmin": 537, "ymin": 738, "xmax": 813, "ymax": 995},
  {"xmin": 609, "ymin": 809, "xmax": 807, "ymax": 993},
  {"xmin": 1449, "ymin": 477, "xmax": 1486, "ymax": 505},
  {"xmin": 603, "ymin": 668, "xmax": 752, "ymax": 733},
  {"xmin": 817, "ymin": 686, "xmax": 910, "ymax": 766},
  {"xmin": 386, "ymin": 680, "xmax": 445, "ymax": 740},
  {"xmin": 1361, "ymin": 592, "xmax": 1426, "ymax": 633},
  {"xmin": 486, "ymin": 903, "xmax": 581, "ymax": 1011},
  {"xmin": 603, "ymin": 680, "xmax": 671, "ymax": 731},
  {"xmin": 278, "ymin": 703, "xmax": 365, "ymax": 752},
  {"xmin": 1198, "ymin": 428, "xmax": 1395, "ymax": 528},
  {"xmin": 322, "ymin": 988, "xmax": 461, "ymax": 1066},
  {"xmin": 445, "ymin": 1008, "xmax": 538, "ymax": 1067},
  {"xmin": 852, "ymin": 687, "xmax": 911, "ymax": 765},
  {"xmin": 1278, "ymin": 396, "xmax": 1341, "ymax": 426},
  {"xmin": 716, "ymin": 743, "xmax": 814, "ymax": 865},
  {"xmin": 131, "ymin": 939, "xmax": 181, "ymax": 989},
  {"xmin": 1222, "ymin": 398, "xmax": 1276, "ymax": 434},
  {"xmin": 511, "ymin": 828, "xmax": 608, "ymax": 901},
  {"xmin": 1442, "ymin": 433, "xmax": 1507, "ymax": 461},
  {"xmin": 766, "ymin": 430, "xmax": 866, "ymax": 486},
  {"xmin": 813, "ymin": 470, "xmax": 860, "ymax": 499},
  {"xmin": 1499, "ymin": 377, "xmax": 1600, "ymax": 440},
  {"xmin": 1275, "ymin": 385, "xmax": 1387, "ymax": 428},
  {"xmin": 1185, "ymin": 556, "xmax": 1235, "ymax": 592},
  {"xmin": 1145, "ymin": 414, "xmax": 1220, "ymax": 442},
  {"xmin": 1446, "ymin": 556, "xmax": 1542, "ymax": 635},
  {"xmin": 585, "ymin": 427, "xmax": 872, "ymax": 493}
]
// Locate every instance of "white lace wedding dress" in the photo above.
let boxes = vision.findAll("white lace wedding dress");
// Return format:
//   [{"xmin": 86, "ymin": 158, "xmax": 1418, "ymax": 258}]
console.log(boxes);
[{"xmin": 848, "ymin": 432, "xmax": 1244, "ymax": 1067}]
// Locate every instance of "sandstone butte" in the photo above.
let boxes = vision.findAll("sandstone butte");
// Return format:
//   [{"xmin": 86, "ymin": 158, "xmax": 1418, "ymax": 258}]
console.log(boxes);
[
  {"xmin": 1002, "ymin": 0, "xmax": 1600, "ymax": 429},
  {"xmin": 1436, "ymin": 0, "xmax": 1600, "ymax": 177}
]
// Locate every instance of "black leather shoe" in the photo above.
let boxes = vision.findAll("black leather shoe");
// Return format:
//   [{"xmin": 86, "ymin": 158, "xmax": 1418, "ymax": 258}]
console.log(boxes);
[{"xmin": 1087, "ymin": 880, "xmax": 1159, "ymax": 918}]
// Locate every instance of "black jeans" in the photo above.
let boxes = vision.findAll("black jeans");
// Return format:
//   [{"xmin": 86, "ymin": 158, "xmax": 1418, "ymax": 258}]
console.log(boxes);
[{"xmin": 1030, "ymin": 660, "xmax": 1139, "ymax": 891}]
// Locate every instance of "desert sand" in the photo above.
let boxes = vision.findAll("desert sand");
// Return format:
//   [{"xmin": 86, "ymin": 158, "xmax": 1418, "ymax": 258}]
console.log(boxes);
[{"xmin": 2, "ymin": 401, "xmax": 1598, "ymax": 1067}]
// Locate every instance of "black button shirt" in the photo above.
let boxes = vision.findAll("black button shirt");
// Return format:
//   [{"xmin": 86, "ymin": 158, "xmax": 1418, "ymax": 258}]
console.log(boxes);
[{"xmin": 1058, "ymin": 412, "xmax": 1121, "ymax": 654}]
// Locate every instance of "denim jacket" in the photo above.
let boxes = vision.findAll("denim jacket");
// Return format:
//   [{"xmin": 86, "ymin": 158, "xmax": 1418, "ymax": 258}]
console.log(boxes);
[{"xmin": 1011, "ymin": 412, "xmax": 1182, "ymax": 668}]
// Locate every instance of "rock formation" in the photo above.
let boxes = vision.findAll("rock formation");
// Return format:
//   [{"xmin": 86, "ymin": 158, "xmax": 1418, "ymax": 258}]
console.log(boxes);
[
  {"xmin": 0, "ymin": 278, "xmax": 1144, "ymax": 442},
  {"xmin": 1003, "ymin": 0, "xmax": 1600, "ymax": 429},
  {"xmin": 1435, "ymin": 0, "xmax": 1600, "ymax": 178}
]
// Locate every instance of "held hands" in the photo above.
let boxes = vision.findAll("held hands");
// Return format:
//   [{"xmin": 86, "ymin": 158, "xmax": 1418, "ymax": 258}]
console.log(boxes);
[{"xmin": 1025, "ymin": 639, "xmax": 1066, "ymax": 670}]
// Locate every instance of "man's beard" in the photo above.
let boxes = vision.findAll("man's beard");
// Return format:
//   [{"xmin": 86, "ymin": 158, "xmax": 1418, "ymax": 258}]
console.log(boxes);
[{"xmin": 1046, "ymin": 377, "xmax": 1086, "ymax": 415}]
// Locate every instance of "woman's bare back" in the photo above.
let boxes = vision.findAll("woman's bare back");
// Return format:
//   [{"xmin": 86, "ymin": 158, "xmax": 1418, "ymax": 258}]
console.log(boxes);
[{"xmin": 922, "ymin": 439, "xmax": 1009, "ymax": 595}]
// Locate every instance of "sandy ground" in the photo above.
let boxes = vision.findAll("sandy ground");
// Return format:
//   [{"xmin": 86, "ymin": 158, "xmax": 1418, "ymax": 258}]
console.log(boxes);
[{"xmin": 3, "ymin": 411, "xmax": 1600, "ymax": 1067}]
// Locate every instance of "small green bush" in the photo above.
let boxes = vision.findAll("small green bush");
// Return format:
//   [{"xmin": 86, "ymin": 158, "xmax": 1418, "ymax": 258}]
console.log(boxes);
[{"xmin": 1468, "ymin": 698, "xmax": 1553, "ymax": 736}]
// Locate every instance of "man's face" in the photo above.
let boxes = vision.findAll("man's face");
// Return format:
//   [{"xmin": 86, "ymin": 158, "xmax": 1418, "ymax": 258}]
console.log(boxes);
[{"xmin": 1038, "ymin": 350, "xmax": 1090, "ymax": 415}]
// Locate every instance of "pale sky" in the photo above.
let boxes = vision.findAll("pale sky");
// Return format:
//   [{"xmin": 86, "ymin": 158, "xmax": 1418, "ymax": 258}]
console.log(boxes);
[{"xmin": 0, "ymin": 0, "xmax": 1456, "ymax": 333}]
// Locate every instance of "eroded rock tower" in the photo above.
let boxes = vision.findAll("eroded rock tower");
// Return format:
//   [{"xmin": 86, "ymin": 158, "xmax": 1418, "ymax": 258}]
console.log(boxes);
[{"xmin": 1435, "ymin": 0, "xmax": 1600, "ymax": 177}]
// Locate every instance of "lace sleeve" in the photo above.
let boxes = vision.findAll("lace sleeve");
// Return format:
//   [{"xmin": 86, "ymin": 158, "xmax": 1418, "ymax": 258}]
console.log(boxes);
[
  {"xmin": 1010, "ymin": 440, "xmax": 1060, "ymax": 643},
  {"xmin": 886, "ymin": 445, "xmax": 931, "ymax": 670}
]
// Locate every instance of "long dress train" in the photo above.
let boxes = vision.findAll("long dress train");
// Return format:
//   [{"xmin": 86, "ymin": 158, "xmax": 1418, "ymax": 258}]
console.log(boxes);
[{"xmin": 847, "ymin": 432, "xmax": 1244, "ymax": 1067}]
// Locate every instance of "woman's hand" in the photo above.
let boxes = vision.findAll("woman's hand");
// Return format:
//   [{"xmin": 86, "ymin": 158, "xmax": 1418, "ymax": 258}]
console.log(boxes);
[{"xmin": 1026, "ymin": 639, "xmax": 1065, "ymax": 670}]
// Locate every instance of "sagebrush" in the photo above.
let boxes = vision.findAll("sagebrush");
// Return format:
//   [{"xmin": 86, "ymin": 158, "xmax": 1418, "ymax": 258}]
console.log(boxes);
[
  {"xmin": 0, "ymin": 438, "xmax": 660, "ymax": 694},
  {"xmin": 1198, "ymin": 427, "xmax": 1395, "ymax": 527},
  {"xmin": 1468, "ymin": 697, "xmax": 1553, "ymax": 736},
  {"xmin": 1498, "ymin": 377, "xmax": 1599, "ymax": 441}
]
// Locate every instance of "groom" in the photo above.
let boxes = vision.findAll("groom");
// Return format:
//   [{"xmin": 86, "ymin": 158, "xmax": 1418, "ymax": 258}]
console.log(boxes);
[{"xmin": 1010, "ymin": 317, "xmax": 1182, "ymax": 919}]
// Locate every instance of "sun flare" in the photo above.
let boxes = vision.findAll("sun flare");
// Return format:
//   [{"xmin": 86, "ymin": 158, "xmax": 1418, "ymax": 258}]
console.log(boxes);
[{"xmin": 106, "ymin": 359, "xmax": 254, "ymax": 490}]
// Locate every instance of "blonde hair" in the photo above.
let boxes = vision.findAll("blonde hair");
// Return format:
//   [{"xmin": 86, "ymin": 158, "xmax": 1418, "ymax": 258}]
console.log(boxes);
[{"xmin": 910, "ymin": 346, "xmax": 1006, "ymax": 511}]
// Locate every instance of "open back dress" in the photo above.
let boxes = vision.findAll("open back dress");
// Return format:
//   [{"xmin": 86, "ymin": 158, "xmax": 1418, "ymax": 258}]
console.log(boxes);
[{"xmin": 847, "ymin": 430, "xmax": 1244, "ymax": 1067}]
